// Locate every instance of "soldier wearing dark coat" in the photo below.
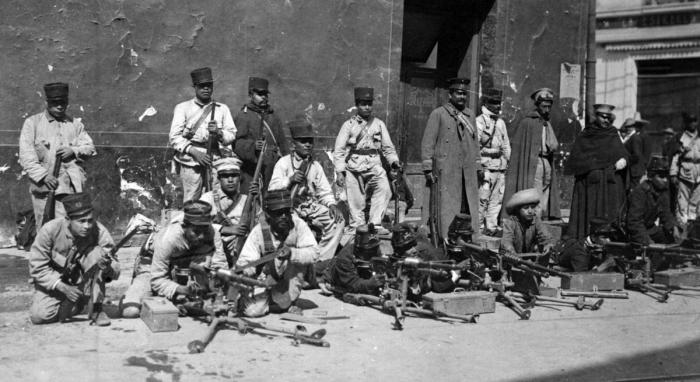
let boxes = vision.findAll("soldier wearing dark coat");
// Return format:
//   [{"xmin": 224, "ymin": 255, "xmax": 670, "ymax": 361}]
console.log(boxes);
[
  {"xmin": 620, "ymin": 115, "xmax": 650, "ymax": 189},
  {"xmin": 421, "ymin": 78, "xmax": 482, "ymax": 237},
  {"xmin": 626, "ymin": 156, "xmax": 676, "ymax": 245},
  {"xmin": 555, "ymin": 217, "xmax": 619, "ymax": 272},
  {"xmin": 503, "ymin": 88, "xmax": 561, "ymax": 220},
  {"xmin": 233, "ymin": 77, "xmax": 289, "ymax": 193},
  {"xmin": 327, "ymin": 224, "xmax": 383, "ymax": 296},
  {"xmin": 567, "ymin": 104, "xmax": 630, "ymax": 239}
]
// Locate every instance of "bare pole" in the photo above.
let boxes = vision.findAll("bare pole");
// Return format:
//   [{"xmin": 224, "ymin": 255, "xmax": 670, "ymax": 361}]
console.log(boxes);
[{"xmin": 585, "ymin": 0, "xmax": 597, "ymax": 123}]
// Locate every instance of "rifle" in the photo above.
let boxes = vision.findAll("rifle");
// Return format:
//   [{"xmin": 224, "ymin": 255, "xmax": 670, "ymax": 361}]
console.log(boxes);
[
  {"xmin": 427, "ymin": 169, "xmax": 441, "ymax": 248},
  {"xmin": 189, "ymin": 262, "xmax": 272, "ymax": 291},
  {"xmin": 203, "ymin": 102, "xmax": 217, "ymax": 193},
  {"xmin": 233, "ymin": 139, "xmax": 267, "ymax": 261},
  {"xmin": 290, "ymin": 154, "xmax": 312, "ymax": 206},
  {"xmin": 41, "ymin": 153, "xmax": 62, "ymax": 226}
]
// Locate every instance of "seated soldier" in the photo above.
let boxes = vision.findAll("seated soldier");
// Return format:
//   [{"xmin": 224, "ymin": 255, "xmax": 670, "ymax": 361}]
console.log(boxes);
[
  {"xmin": 29, "ymin": 193, "xmax": 119, "ymax": 326},
  {"xmin": 501, "ymin": 188, "xmax": 555, "ymax": 256},
  {"xmin": 391, "ymin": 222, "xmax": 455, "ymax": 294},
  {"xmin": 235, "ymin": 189, "xmax": 320, "ymax": 317},
  {"xmin": 149, "ymin": 200, "xmax": 228, "ymax": 307},
  {"xmin": 268, "ymin": 119, "xmax": 344, "ymax": 271},
  {"xmin": 555, "ymin": 217, "xmax": 616, "ymax": 272},
  {"xmin": 444, "ymin": 213, "xmax": 477, "ymax": 259},
  {"xmin": 627, "ymin": 156, "xmax": 677, "ymax": 245},
  {"xmin": 200, "ymin": 157, "xmax": 255, "ymax": 265},
  {"xmin": 326, "ymin": 224, "xmax": 384, "ymax": 296}
]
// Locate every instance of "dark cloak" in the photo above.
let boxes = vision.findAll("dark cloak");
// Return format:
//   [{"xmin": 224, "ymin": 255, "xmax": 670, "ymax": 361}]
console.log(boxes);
[
  {"xmin": 503, "ymin": 110, "xmax": 561, "ymax": 219},
  {"xmin": 566, "ymin": 122, "xmax": 630, "ymax": 239}
]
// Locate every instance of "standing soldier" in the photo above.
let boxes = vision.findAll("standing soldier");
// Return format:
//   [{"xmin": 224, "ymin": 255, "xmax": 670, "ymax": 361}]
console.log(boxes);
[
  {"xmin": 476, "ymin": 89, "xmax": 511, "ymax": 236},
  {"xmin": 19, "ymin": 82, "xmax": 96, "ymax": 226},
  {"xmin": 503, "ymin": 88, "xmax": 561, "ymax": 220},
  {"xmin": 333, "ymin": 87, "xmax": 400, "ymax": 236},
  {"xmin": 421, "ymin": 78, "xmax": 481, "ymax": 239},
  {"xmin": 269, "ymin": 119, "xmax": 344, "ymax": 266},
  {"xmin": 169, "ymin": 67, "xmax": 236, "ymax": 203},
  {"xmin": 233, "ymin": 77, "xmax": 289, "ymax": 194},
  {"xmin": 620, "ymin": 113, "xmax": 650, "ymax": 188},
  {"xmin": 29, "ymin": 193, "xmax": 118, "ymax": 326},
  {"xmin": 670, "ymin": 113, "xmax": 700, "ymax": 224}
]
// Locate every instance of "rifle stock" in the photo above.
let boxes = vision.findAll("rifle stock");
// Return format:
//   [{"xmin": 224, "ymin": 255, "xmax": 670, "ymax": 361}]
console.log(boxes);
[
  {"xmin": 233, "ymin": 140, "xmax": 267, "ymax": 260},
  {"xmin": 42, "ymin": 153, "xmax": 63, "ymax": 226},
  {"xmin": 203, "ymin": 102, "xmax": 217, "ymax": 193}
]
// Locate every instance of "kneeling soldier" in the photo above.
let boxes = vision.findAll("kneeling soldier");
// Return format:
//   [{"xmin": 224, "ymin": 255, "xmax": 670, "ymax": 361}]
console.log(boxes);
[
  {"xmin": 149, "ymin": 200, "xmax": 228, "ymax": 306},
  {"xmin": 29, "ymin": 193, "xmax": 118, "ymax": 326},
  {"xmin": 235, "ymin": 189, "xmax": 320, "ymax": 317},
  {"xmin": 555, "ymin": 217, "xmax": 617, "ymax": 272},
  {"xmin": 501, "ymin": 188, "xmax": 555, "ymax": 256},
  {"xmin": 327, "ymin": 224, "xmax": 383, "ymax": 296},
  {"xmin": 269, "ymin": 119, "xmax": 344, "ymax": 268},
  {"xmin": 627, "ymin": 156, "xmax": 677, "ymax": 245}
]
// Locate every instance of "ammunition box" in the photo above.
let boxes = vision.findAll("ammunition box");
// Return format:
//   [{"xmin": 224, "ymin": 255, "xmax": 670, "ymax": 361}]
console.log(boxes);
[
  {"xmin": 561, "ymin": 272, "xmax": 625, "ymax": 291},
  {"xmin": 422, "ymin": 291, "xmax": 496, "ymax": 316},
  {"xmin": 140, "ymin": 297, "xmax": 179, "ymax": 332},
  {"xmin": 654, "ymin": 267, "xmax": 700, "ymax": 287}
]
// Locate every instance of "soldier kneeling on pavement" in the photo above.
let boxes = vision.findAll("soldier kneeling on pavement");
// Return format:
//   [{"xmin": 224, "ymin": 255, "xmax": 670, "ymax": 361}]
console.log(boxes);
[
  {"xmin": 554, "ymin": 217, "xmax": 619, "ymax": 272},
  {"xmin": 626, "ymin": 156, "xmax": 678, "ymax": 246},
  {"xmin": 29, "ymin": 193, "xmax": 119, "ymax": 326},
  {"xmin": 326, "ymin": 224, "xmax": 384, "ymax": 296},
  {"xmin": 501, "ymin": 188, "xmax": 555, "ymax": 257},
  {"xmin": 147, "ymin": 200, "xmax": 228, "ymax": 312},
  {"xmin": 390, "ymin": 222, "xmax": 455, "ymax": 296},
  {"xmin": 234, "ymin": 189, "xmax": 320, "ymax": 317}
]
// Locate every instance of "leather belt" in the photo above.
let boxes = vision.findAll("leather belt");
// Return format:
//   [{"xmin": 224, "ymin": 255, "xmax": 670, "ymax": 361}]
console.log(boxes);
[
  {"xmin": 680, "ymin": 158, "xmax": 700, "ymax": 164},
  {"xmin": 350, "ymin": 148, "xmax": 379, "ymax": 156}
]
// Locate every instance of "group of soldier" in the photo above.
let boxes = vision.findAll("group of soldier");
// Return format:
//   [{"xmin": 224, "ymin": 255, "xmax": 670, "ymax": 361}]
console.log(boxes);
[{"xmin": 17, "ymin": 66, "xmax": 699, "ymax": 326}]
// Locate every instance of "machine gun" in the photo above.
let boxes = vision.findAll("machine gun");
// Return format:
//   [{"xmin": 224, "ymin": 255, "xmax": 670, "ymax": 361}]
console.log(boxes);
[
  {"xmin": 602, "ymin": 242, "xmax": 670, "ymax": 302},
  {"xmin": 41, "ymin": 153, "xmax": 62, "ymax": 226},
  {"xmin": 460, "ymin": 242, "xmax": 572, "ymax": 280}
]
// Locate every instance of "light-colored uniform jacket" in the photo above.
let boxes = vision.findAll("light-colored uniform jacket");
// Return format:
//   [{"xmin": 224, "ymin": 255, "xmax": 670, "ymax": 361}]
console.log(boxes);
[
  {"xmin": 333, "ymin": 115, "xmax": 398, "ymax": 174},
  {"xmin": 671, "ymin": 130, "xmax": 700, "ymax": 183}
]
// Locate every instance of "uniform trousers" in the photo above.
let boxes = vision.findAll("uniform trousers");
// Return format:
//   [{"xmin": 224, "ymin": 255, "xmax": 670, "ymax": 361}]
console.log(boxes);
[
  {"xmin": 479, "ymin": 169, "xmax": 506, "ymax": 231},
  {"xmin": 345, "ymin": 167, "xmax": 392, "ymax": 230}
]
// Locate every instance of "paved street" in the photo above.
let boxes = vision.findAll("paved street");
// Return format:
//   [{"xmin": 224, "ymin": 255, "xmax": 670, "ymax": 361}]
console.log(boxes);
[{"xmin": 2, "ymin": 247, "xmax": 700, "ymax": 381}]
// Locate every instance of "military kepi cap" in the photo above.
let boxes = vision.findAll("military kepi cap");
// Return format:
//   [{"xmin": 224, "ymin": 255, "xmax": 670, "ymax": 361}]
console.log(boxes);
[
  {"xmin": 647, "ymin": 155, "xmax": 670, "ymax": 176},
  {"xmin": 530, "ymin": 88, "xmax": 554, "ymax": 103},
  {"xmin": 448, "ymin": 213, "xmax": 473, "ymax": 236},
  {"xmin": 448, "ymin": 78, "xmax": 470, "ymax": 91},
  {"xmin": 183, "ymin": 200, "xmax": 213, "ymax": 226},
  {"xmin": 484, "ymin": 89, "xmax": 503, "ymax": 104},
  {"xmin": 505, "ymin": 188, "xmax": 541, "ymax": 215},
  {"xmin": 594, "ymin": 104, "xmax": 615, "ymax": 115},
  {"xmin": 213, "ymin": 157, "xmax": 242, "ymax": 175},
  {"xmin": 62, "ymin": 192, "xmax": 93, "ymax": 219},
  {"xmin": 191, "ymin": 67, "xmax": 213, "ymax": 85},
  {"xmin": 249, "ymin": 77, "xmax": 270, "ymax": 94},
  {"xmin": 264, "ymin": 189, "xmax": 292, "ymax": 211},
  {"xmin": 391, "ymin": 222, "xmax": 417, "ymax": 250},
  {"xmin": 355, "ymin": 224, "xmax": 380, "ymax": 250},
  {"xmin": 289, "ymin": 119, "xmax": 314, "ymax": 139},
  {"xmin": 589, "ymin": 217, "xmax": 615, "ymax": 236},
  {"xmin": 44, "ymin": 83, "xmax": 69, "ymax": 101},
  {"xmin": 354, "ymin": 87, "xmax": 374, "ymax": 101}
]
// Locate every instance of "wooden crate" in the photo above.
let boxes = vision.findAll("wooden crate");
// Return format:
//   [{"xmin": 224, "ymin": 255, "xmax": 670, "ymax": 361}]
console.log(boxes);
[
  {"xmin": 654, "ymin": 267, "xmax": 700, "ymax": 287},
  {"xmin": 422, "ymin": 291, "xmax": 496, "ymax": 315},
  {"xmin": 140, "ymin": 297, "xmax": 179, "ymax": 332},
  {"xmin": 561, "ymin": 272, "xmax": 625, "ymax": 291}
]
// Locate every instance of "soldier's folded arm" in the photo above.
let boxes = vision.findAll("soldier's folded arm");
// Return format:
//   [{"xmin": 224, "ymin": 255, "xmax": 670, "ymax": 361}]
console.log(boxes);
[
  {"xmin": 18, "ymin": 118, "xmax": 49, "ymax": 183},
  {"xmin": 71, "ymin": 121, "xmax": 96, "ymax": 158},
  {"xmin": 218, "ymin": 105, "xmax": 237, "ymax": 145},
  {"xmin": 168, "ymin": 103, "xmax": 191, "ymax": 153}
]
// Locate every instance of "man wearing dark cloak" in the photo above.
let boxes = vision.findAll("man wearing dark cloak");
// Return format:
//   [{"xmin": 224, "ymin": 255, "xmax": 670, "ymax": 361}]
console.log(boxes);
[
  {"xmin": 566, "ymin": 104, "xmax": 629, "ymax": 239},
  {"xmin": 503, "ymin": 88, "xmax": 561, "ymax": 220}
]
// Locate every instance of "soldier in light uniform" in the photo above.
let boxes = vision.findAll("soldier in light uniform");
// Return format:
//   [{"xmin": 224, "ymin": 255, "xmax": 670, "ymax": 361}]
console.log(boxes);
[
  {"xmin": 670, "ymin": 113, "xmax": 700, "ymax": 224},
  {"xmin": 333, "ymin": 87, "xmax": 401, "ymax": 235},
  {"xmin": 29, "ymin": 193, "xmax": 118, "ymax": 326},
  {"xmin": 476, "ymin": 89, "xmax": 511, "ymax": 235},
  {"xmin": 19, "ymin": 82, "xmax": 96, "ymax": 226},
  {"xmin": 200, "ymin": 157, "xmax": 255, "ymax": 265},
  {"xmin": 235, "ymin": 189, "xmax": 320, "ymax": 317},
  {"xmin": 269, "ymin": 119, "xmax": 344, "ymax": 267},
  {"xmin": 149, "ymin": 200, "xmax": 228, "ymax": 304},
  {"xmin": 169, "ymin": 67, "xmax": 236, "ymax": 202}
]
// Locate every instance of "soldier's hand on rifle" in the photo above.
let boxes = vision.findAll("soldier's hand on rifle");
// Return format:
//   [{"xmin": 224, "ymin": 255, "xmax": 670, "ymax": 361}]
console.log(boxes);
[
  {"xmin": 255, "ymin": 139, "xmax": 265, "ymax": 152},
  {"xmin": 391, "ymin": 161, "xmax": 403, "ymax": 173},
  {"xmin": 424, "ymin": 170, "xmax": 436, "ymax": 185},
  {"xmin": 276, "ymin": 246, "xmax": 292, "ymax": 261},
  {"xmin": 290, "ymin": 169, "xmax": 306, "ymax": 185},
  {"xmin": 56, "ymin": 281, "xmax": 83, "ymax": 302},
  {"xmin": 220, "ymin": 225, "xmax": 248, "ymax": 237},
  {"xmin": 97, "ymin": 251, "xmax": 112, "ymax": 270},
  {"xmin": 336, "ymin": 171, "xmax": 346, "ymax": 188},
  {"xmin": 207, "ymin": 121, "xmax": 221, "ymax": 138},
  {"xmin": 188, "ymin": 147, "xmax": 211, "ymax": 167},
  {"xmin": 43, "ymin": 174, "xmax": 59, "ymax": 189},
  {"xmin": 328, "ymin": 204, "xmax": 342, "ymax": 223},
  {"xmin": 249, "ymin": 180, "xmax": 261, "ymax": 195},
  {"xmin": 56, "ymin": 146, "xmax": 75, "ymax": 161}
]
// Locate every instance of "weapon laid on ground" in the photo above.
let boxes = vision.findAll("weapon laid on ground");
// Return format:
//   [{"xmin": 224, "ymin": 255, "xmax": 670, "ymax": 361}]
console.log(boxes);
[
  {"xmin": 603, "ymin": 242, "xmax": 671, "ymax": 302},
  {"xmin": 188, "ymin": 316, "xmax": 330, "ymax": 353},
  {"xmin": 461, "ymin": 243, "xmax": 572, "ymax": 280},
  {"xmin": 233, "ymin": 139, "xmax": 267, "ymax": 260},
  {"xmin": 41, "ymin": 153, "xmax": 63, "ymax": 226},
  {"xmin": 560, "ymin": 290, "xmax": 629, "ymax": 299},
  {"xmin": 483, "ymin": 280, "xmax": 531, "ymax": 320},
  {"xmin": 510, "ymin": 291, "xmax": 603, "ymax": 311},
  {"xmin": 203, "ymin": 102, "xmax": 217, "ymax": 193}
]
